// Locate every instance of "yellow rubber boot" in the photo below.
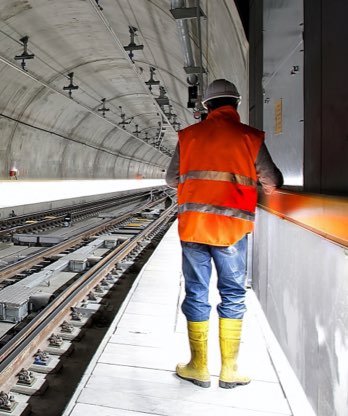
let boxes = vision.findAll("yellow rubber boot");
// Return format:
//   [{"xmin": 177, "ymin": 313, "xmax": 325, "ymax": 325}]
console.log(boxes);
[
  {"xmin": 219, "ymin": 318, "xmax": 251, "ymax": 388},
  {"xmin": 176, "ymin": 321, "xmax": 211, "ymax": 388}
]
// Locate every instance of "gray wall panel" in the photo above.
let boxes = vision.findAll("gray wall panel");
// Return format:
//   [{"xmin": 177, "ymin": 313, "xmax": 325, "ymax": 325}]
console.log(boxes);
[
  {"xmin": 263, "ymin": 0, "xmax": 304, "ymax": 186},
  {"xmin": 304, "ymin": 0, "xmax": 348, "ymax": 195},
  {"xmin": 249, "ymin": 0, "xmax": 263, "ymax": 130},
  {"xmin": 253, "ymin": 209, "xmax": 348, "ymax": 416},
  {"xmin": 321, "ymin": 1, "xmax": 348, "ymax": 194},
  {"xmin": 303, "ymin": 1, "xmax": 322, "ymax": 193}
]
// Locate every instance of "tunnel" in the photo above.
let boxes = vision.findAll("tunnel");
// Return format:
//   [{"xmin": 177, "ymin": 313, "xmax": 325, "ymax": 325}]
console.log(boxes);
[{"xmin": 0, "ymin": 1, "xmax": 347, "ymax": 415}]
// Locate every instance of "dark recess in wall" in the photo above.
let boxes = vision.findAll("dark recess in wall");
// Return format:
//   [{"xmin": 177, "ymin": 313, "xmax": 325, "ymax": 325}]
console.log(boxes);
[{"xmin": 234, "ymin": 0, "xmax": 249, "ymax": 39}]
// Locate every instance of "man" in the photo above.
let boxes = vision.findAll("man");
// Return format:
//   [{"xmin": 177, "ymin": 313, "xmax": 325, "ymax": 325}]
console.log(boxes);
[{"xmin": 165, "ymin": 79, "xmax": 283, "ymax": 389}]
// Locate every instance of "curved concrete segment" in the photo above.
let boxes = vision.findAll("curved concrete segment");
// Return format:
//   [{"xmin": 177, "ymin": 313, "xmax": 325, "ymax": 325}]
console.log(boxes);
[{"xmin": 0, "ymin": 0, "xmax": 247, "ymax": 179}]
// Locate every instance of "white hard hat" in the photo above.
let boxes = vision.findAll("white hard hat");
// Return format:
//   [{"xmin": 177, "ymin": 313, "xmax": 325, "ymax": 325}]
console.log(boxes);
[{"xmin": 202, "ymin": 79, "xmax": 241, "ymax": 107}]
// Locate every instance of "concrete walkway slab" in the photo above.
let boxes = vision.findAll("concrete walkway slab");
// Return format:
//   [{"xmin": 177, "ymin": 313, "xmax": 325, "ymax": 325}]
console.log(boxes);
[{"xmin": 63, "ymin": 222, "xmax": 298, "ymax": 416}]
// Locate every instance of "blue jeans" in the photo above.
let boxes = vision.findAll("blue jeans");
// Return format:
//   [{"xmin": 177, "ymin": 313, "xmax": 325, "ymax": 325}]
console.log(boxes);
[{"xmin": 181, "ymin": 236, "xmax": 247, "ymax": 322}]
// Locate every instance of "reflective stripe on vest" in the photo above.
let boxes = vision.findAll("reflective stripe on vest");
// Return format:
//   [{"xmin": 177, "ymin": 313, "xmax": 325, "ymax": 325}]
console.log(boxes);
[
  {"xmin": 178, "ymin": 202, "xmax": 255, "ymax": 222},
  {"xmin": 179, "ymin": 170, "xmax": 257, "ymax": 187}
]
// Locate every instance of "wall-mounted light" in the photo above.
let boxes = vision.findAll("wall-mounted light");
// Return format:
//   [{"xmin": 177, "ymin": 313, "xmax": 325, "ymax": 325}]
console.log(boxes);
[{"xmin": 9, "ymin": 163, "xmax": 19, "ymax": 179}]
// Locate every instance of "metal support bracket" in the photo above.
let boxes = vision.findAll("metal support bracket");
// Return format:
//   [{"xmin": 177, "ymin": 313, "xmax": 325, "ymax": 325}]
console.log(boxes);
[
  {"xmin": 170, "ymin": 7, "xmax": 206, "ymax": 20},
  {"xmin": 184, "ymin": 66, "xmax": 206, "ymax": 75}
]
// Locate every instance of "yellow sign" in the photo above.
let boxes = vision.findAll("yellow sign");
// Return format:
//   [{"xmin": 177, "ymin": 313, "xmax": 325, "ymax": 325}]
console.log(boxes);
[{"xmin": 275, "ymin": 99, "xmax": 282, "ymax": 134}]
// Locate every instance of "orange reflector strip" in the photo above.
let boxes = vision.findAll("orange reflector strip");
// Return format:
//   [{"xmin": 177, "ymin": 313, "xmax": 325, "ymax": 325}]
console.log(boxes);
[{"xmin": 258, "ymin": 190, "xmax": 348, "ymax": 247}]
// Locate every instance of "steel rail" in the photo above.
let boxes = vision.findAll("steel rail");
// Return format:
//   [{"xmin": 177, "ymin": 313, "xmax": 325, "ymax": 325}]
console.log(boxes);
[
  {"xmin": 0, "ymin": 189, "xmax": 152, "ymax": 227},
  {"xmin": 0, "ymin": 189, "xmax": 156, "ymax": 237},
  {"xmin": 0, "ymin": 194, "xmax": 143, "ymax": 237},
  {"xmin": 0, "ymin": 192, "xmax": 169, "ymax": 281},
  {"xmin": 0, "ymin": 201, "xmax": 177, "ymax": 387}
]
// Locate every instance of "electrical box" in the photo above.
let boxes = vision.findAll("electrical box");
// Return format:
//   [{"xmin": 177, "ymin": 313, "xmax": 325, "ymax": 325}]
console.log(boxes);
[{"xmin": 187, "ymin": 86, "xmax": 198, "ymax": 108}]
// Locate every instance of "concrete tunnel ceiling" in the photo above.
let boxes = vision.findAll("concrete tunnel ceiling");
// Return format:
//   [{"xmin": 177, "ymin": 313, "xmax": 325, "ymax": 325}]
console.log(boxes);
[{"xmin": 0, "ymin": 0, "xmax": 248, "ymax": 180}]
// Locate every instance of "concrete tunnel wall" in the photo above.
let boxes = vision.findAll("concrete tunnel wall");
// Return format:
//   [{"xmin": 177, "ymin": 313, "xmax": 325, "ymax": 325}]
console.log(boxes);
[
  {"xmin": 0, "ymin": 0, "xmax": 248, "ymax": 180},
  {"xmin": 0, "ymin": 61, "xmax": 168, "ymax": 179}
]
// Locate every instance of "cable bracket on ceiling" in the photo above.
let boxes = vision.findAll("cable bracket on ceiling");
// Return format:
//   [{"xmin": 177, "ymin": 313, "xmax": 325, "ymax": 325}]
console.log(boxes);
[
  {"xmin": 118, "ymin": 106, "xmax": 134, "ymax": 129},
  {"xmin": 95, "ymin": 0, "xmax": 103, "ymax": 11},
  {"xmin": 14, "ymin": 36, "xmax": 35, "ymax": 71},
  {"xmin": 145, "ymin": 67, "xmax": 160, "ymax": 92},
  {"xmin": 63, "ymin": 72, "xmax": 79, "ymax": 98},
  {"xmin": 132, "ymin": 124, "xmax": 140, "ymax": 137},
  {"xmin": 123, "ymin": 26, "xmax": 144, "ymax": 62},
  {"xmin": 156, "ymin": 86, "xmax": 169, "ymax": 107},
  {"xmin": 98, "ymin": 98, "xmax": 110, "ymax": 117}
]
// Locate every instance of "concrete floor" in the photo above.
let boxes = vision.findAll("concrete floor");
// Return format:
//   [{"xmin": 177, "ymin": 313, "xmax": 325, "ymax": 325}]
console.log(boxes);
[{"xmin": 62, "ymin": 222, "xmax": 300, "ymax": 416}]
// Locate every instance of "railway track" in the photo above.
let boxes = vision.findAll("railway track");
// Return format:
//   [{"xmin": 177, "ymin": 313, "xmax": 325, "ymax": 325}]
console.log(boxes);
[
  {"xmin": 0, "ymin": 188, "xmax": 161, "ymax": 240},
  {"xmin": 0, "ymin": 188, "xmax": 169, "ymax": 280},
  {"xmin": 0, "ymin": 188, "xmax": 177, "ymax": 415}
]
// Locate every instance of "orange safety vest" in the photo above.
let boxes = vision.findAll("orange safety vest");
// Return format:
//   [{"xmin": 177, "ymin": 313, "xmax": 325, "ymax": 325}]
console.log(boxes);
[{"xmin": 178, "ymin": 106, "xmax": 264, "ymax": 246}]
